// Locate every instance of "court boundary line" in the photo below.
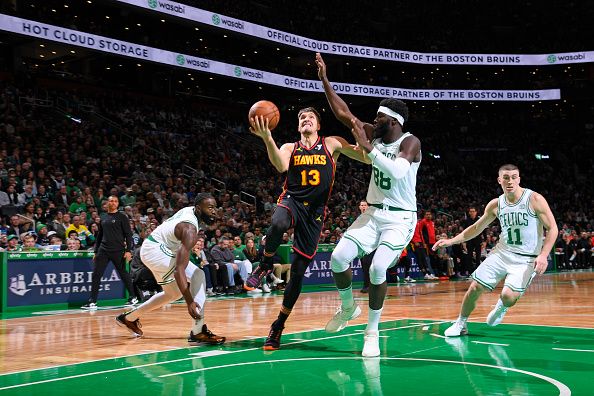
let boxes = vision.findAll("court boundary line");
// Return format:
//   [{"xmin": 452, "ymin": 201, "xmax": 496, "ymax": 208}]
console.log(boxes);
[
  {"xmin": 552, "ymin": 348, "xmax": 594, "ymax": 353},
  {"xmin": 156, "ymin": 356, "xmax": 571, "ymax": 396},
  {"xmin": 472, "ymin": 341, "xmax": 509, "ymax": 346},
  {"xmin": 2, "ymin": 315, "xmax": 592, "ymax": 378},
  {"xmin": 0, "ymin": 319, "xmax": 444, "ymax": 387},
  {"xmin": 403, "ymin": 316, "xmax": 594, "ymax": 330}
]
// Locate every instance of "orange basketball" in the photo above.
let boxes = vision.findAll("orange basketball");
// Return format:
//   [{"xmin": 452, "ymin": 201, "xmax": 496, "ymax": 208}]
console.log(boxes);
[{"xmin": 248, "ymin": 100, "xmax": 280, "ymax": 130}]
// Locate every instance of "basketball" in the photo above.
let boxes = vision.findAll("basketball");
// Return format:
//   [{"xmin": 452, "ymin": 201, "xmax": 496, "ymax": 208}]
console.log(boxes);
[{"xmin": 249, "ymin": 100, "xmax": 280, "ymax": 130}]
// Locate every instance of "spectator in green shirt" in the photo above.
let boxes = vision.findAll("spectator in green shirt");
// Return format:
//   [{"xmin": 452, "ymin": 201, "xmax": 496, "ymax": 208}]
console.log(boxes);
[
  {"xmin": 69, "ymin": 195, "xmax": 87, "ymax": 215},
  {"xmin": 232, "ymin": 235, "xmax": 252, "ymax": 274},
  {"xmin": 66, "ymin": 178, "xmax": 80, "ymax": 196},
  {"xmin": 120, "ymin": 188, "xmax": 136, "ymax": 206}
]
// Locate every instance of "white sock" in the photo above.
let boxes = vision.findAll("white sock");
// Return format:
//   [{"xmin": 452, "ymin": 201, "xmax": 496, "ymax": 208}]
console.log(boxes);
[
  {"xmin": 191, "ymin": 317, "xmax": 205, "ymax": 334},
  {"xmin": 366, "ymin": 308, "xmax": 383, "ymax": 333},
  {"xmin": 188, "ymin": 266, "xmax": 207, "ymax": 334},
  {"xmin": 458, "ymin": 315, "xmax": 469, "ymax": 325},
  {"xmin": 495, "ymin": 298, "xmax": 505, "ymax": 309},
  {"xmin": 338, "ymin": 286, "xmax": 354, "ymax": 310},
  {"xmin": 125, "ymin": 291, "xmax": 172, "ymax": 321}
]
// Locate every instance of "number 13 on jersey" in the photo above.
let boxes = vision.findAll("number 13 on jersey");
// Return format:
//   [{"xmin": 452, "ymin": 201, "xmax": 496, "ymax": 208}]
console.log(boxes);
[{"xmin": 300, "ymin": 169, "xmax": 321, "ymax": 186}]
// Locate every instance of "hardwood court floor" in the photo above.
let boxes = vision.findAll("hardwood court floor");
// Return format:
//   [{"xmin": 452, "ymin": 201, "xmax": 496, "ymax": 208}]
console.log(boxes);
[{"xmin": 1, "ymin": 271, "xmax": 593, "ymax": 395}]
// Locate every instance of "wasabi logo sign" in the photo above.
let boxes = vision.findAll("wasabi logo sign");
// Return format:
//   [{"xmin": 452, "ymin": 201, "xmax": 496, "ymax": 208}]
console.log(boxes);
[
  {"xmin": 211, "ymin": 13, "xmax": 244, "ymax": 30},
  {"xmin": 234, "ymin": 66, "xmax": 263, "ymax": 79},
  {"xmin": 176, "ymin": 55, "xmax": 209, "ymax": 69},
  {"xmin": 148, "ymin": 0, "xmax": 185, "ymax": 14},
  {"xmin": 547, "ymin": 53, "xmax": 587, "ymax": 63}
]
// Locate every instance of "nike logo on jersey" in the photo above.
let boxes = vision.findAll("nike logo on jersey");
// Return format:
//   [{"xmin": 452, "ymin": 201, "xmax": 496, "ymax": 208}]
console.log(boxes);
[{"xmin": 316, "ymin": 144, "xmax": 322, "ymax": 150}]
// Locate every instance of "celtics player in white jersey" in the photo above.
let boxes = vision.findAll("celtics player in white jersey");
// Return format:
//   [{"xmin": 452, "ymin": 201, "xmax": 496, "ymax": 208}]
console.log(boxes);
[
  {"xmin": 115, "ymin": 193, "xmax": 225, "ymax": 345},
  {"xmin": 433, "ymin": 164, "xmax": 558, "ymax": 336},
  {"xmin": 317, "ymin": 53, "xmax": 421, "ymax": 357}
]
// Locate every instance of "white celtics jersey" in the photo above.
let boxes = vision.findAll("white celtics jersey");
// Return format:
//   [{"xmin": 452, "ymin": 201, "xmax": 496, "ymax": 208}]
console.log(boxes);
[
  {"xmin": 497, "ymin": 188, "xmax": 543, "ymax": 256},
  {"xmin": 366, "ymin": 132, "xmax": 420, "ymax": 211},
  {"xmin": 149, "ymin": 206, "xmax": 200, "ymax": 253}
]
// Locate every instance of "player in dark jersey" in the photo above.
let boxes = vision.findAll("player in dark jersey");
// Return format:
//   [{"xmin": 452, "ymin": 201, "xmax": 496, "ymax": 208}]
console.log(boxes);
[{"xmin": 247, "ymin": 107, "xmax": 368, "ymax": 350}]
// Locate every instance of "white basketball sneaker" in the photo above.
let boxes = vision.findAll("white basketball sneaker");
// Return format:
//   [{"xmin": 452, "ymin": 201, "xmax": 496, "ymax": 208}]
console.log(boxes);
[
  {"xmin": 486, "ymin": 304, "xmax": 508, "ymax": 326},
  {"xmin": 362, "ymin": 330, "xmax": 380, "ymax": 357},
  {"xmin": 325, "ymin": 302, "xmax": 361, "ymax": 333},
  {"xmin": 444, "ymin": 320, "xmax": 468, "ymax": 337},
  {"xmin": 270, "ymin": 274, "xmax": 284, "ymax": 287}
]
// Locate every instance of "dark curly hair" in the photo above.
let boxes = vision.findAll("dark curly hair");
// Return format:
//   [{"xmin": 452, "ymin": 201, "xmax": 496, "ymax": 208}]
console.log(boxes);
[{"xmin": 379, "ymin": 98, "xmax": 409, "ymax": 124}]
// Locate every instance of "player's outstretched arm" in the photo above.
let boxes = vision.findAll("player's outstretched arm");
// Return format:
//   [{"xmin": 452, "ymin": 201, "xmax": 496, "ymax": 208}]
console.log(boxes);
[
  {"xmin": 174, "ymin": 222, "xmax": 201, "ymax": 320},
  {"xmin": 531, "ymin": 192, "xmax": 558, "ymax": 274},
  {"xmin": 326, "ymin": 136, "xmax": 371, "ymax": 164},
  {"xmin": 249, "ymin": 115, "xmax": 292, "ymax": 173},
  {"xmin": 433, "ymin": 199, "xmax": 498, "ymax": 250}
]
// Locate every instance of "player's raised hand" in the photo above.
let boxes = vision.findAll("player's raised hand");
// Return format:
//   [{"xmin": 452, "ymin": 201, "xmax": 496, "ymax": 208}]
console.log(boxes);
[
  {"xmin": 316, "ymin": 52, "xmax": 327, "ymax": 81},
  {"xmin": 350, "ymin": 118, "xmax": 372, "ymax": 152},
  {"xmin": 249, "ymin": 115, "xmax": 272, "ymax": 140}
]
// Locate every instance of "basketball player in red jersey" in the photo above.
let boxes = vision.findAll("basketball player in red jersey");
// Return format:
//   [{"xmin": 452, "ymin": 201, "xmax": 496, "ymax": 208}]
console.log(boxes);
[{"xmin": 247, "ymin": 108, "xmax": 368, "ymax": 350}]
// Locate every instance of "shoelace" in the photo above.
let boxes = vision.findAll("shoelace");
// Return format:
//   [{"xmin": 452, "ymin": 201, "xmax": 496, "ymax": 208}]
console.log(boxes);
[{"xmin": 336, "ymin": 306, "xmax": 354, "ymax": 319}]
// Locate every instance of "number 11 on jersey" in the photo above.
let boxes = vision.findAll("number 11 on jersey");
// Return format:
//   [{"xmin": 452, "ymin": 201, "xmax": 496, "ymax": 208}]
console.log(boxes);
[{"xmin": 507, "ymin": 227, "xmax": 523, "ymax": 245}]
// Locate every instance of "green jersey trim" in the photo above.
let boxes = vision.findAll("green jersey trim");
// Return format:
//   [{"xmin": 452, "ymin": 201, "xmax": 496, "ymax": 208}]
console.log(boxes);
[
  {"xmin": 471, "ymin": 274, "xmax": 495, "ymax": 291},
  {"xmin": 503, "ymin": 189, "xmax": 527, "ymax": 207},
  {"xmin": 344, "ymin": 234, "xmax": 368, "ymax": 257},
  {"xmin": 526, "ymin": 191, "xmax": 538, "ymax": 218}
]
